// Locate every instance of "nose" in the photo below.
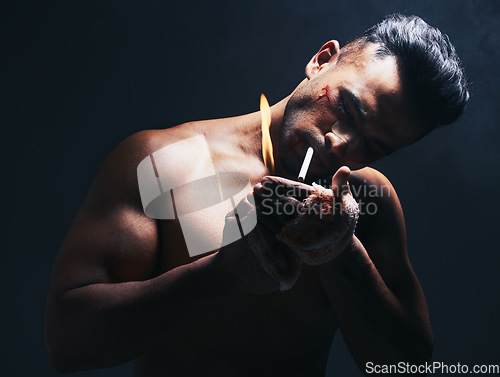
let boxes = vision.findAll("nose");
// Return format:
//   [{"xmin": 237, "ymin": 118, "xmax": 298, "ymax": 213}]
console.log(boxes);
[{"xmin": 331, "ymin": 121, "xmax": 360, "ymax": 154}]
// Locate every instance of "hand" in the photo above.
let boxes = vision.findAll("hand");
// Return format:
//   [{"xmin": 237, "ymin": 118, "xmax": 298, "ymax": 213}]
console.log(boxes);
[
  {"xmin": 253, "ymin": 175, "xmax": 314, "ymax": 233},
  {"xmin": 216, "ymin": 193, "xmax": 298, "ymax": 294},
  {"xmin": 276, "ymin": 166, "xmax": 360, "ymax": 265}
]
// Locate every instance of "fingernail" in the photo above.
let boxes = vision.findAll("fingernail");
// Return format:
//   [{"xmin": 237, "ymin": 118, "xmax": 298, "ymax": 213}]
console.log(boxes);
[{"xmin": 254, "ymin": 183, "xmax": 263, "ymax": 195}]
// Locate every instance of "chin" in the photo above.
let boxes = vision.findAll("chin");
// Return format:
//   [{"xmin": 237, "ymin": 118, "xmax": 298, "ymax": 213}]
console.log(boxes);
[{"xmin": 278, "ymin": 156, "xmax": 300, "ymax": 180}]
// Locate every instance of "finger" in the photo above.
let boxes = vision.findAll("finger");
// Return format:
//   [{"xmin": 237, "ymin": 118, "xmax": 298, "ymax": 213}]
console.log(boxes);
[
  {"xmin": 256, "ymin": 212, "xmax": 282, "ymax": 234},
  {"xmin": 237, "ymin": 192, "xmax": 256, "ymax": 211},
  {"xmin": 227, "ymin": 192, "xmax": 255, "ymax": 222},
  {"xmin": 331, "ymin": 166, "xmax": 351, "ymax": 196},
  {"xmin": 263, "ymin": 175, "xmax": 314, "ymax": 193},
  {"xmin": 256, "ymin": 176, "xmax": 314, "ymax": 200},
  {"xmin": 255, "ymin": 195, "xmax": 302, "ymax": 224},
  {"xmin": 254, "ymin": 198, "xmax": 282, "ymax": 234}
]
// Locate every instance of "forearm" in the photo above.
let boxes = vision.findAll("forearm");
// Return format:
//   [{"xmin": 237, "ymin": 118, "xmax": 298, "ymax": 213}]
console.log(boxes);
[
  {"xmin": 318, "ymin": 237, "xmax": 432, "ymax": 372},
  {"xmin": 45, "ymin": 252, "xmax": 243, "ymax": 371}
]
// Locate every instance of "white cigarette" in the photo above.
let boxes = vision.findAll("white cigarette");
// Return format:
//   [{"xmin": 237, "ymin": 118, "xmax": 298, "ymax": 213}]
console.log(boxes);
[{"xmin": 298, "ymin": 147, "xmax": 314, "ymax": 182}]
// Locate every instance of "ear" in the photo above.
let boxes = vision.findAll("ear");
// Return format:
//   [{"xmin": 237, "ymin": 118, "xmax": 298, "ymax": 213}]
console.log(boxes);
[{"xmin": 305, "ymin": 40, "xmax": 340, "ymax": 79}]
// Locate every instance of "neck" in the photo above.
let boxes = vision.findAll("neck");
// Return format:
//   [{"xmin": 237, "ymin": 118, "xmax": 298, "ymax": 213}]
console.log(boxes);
[
  {"xmin": 267, "ymin": 80, "xmax": 307, "ymax": 178},
  {"xmin": 241, "ymin": 94, "xmax": 293, "ymax": 178},
  {"xmin": 267, "ymin": 95, "xmax": 291, "ymax": 178},
  {"xmin": 209, "ymin": 94, "xmax": 292, "ymax": 177},
  {"xmin": 203, "ymin": 81, "xmax": 306, "ymax": 179}
]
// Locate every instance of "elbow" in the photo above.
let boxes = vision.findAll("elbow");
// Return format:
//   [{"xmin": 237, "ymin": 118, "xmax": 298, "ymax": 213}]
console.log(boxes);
[
  {"xmin": 45, "ymin": 302, "xmax": 91, "ymax": 372},
  {"xmin": 45, "ymin": 319, "xmax": 115, "ymax": 373},
  {"xmin": 381, "ymin": 324, "xmax": 433, "ymax": 369},
  {"xmin": 45, "ymin": 299, "xmax": 74, "ymax": 372},
  {"xmin": 404, "ymin": 326, "xmax": 434, "ymax": 366},
  {"xmin": 48, "ymin": 355, "xmax": 75, "ymax": 374},
  {"xmin": 45, "ymin": 328, "xmax": 108, "ymax": 373},
  {"xmin": 45, "ymin": 332, "xmax": 77, "ymax": 373},
  {"xmin": 45, "ymin": 315, "xmax": 82, "ymax": 373},
  {"xmin": 45, "ymin": 310, "xmax": 126, "ymax": 372},
  {"xmin": 416, "ymin": 323, "xmax": 434, "ymax": 364},
  {"xmin": 45, "ymin": 302, "xmax": 70, "ymax": 372},
  {"xmin": 418, "ymin": 329, "xmax": 434, "ymax": 364}
]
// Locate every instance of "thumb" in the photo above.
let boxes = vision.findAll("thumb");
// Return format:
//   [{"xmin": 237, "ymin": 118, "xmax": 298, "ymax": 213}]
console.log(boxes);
[{"xmin": 331, "ymin": 166, "xmax": 351, "ymax": 196}]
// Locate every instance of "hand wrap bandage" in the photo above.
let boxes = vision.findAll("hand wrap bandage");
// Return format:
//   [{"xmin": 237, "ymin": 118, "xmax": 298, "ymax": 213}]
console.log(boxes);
[
  {"xmin": 249, "ymin": 182, "xmax": 359, "ymax": 291},
  {"xmin": 278, "ymin": 182, "xmax": 360, "ymax": 265},
  {"xmin": 248, "ymin": 227, "xmax": 302, "ymax": 292}
]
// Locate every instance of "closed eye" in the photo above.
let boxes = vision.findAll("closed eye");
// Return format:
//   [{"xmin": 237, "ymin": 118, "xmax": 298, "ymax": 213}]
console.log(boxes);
[
  {"xmin": 337, "ymin": 95, "xmax": 355, "ymax": 122},
  {"xmin": 340, "ymin": 88, "xmax": 366, "ymax": 125}
]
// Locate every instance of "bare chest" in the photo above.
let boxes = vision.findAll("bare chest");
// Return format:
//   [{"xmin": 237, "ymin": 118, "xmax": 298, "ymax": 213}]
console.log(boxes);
[
  {"xmin": 143, "ymin": 255, "xmax": 337, "ymax": 375},
  {"xmin": 141, "ymin": 131, "xmax": 337, "ymax": 373},
  {"xmin": 142, "ymin": 133, "xmax": 265, "ymax": 260}
]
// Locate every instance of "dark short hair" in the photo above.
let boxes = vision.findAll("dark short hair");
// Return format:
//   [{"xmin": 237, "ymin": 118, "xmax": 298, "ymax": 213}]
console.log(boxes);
[{"xmin": 341, "ymin": 14, "xmax": 469, "ymax": 130}]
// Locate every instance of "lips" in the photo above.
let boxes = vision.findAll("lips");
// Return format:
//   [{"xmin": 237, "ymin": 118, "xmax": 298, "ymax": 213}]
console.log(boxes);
[
  {"xmin": 295, "ymin": 127, "xmax": 347, "ymax": 174},
  {"xmin": 289, "ymin": 122, "xmax": 347, "ymax": 175},
  {"xmin": 291, "ymin": 138, "xmax": 329, "ymax": 174}
]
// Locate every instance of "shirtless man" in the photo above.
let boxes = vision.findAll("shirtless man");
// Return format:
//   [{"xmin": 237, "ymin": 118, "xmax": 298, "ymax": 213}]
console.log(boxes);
[{"xmin": 45, "ymin": 14, "xmax": 469, "ymax": 376}]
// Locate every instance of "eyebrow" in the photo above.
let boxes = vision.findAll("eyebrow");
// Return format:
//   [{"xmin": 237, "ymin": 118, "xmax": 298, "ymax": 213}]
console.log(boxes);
[{"xmin": 342, "ymin": 88, "xmax": 367, "ymax": 124}]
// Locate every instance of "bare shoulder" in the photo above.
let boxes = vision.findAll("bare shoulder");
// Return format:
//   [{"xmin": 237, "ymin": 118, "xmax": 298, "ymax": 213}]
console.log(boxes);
[
  {"xmin": 347, "ymin": 169, "xmax": 427, "ymax": 314},
  {"xmin": 96, "ymin": 129, "xmax": 177, "ymax": 190},
  {"xmin": 89, "ymin": 125, "xmax": 198, "ymax": 206},
  {"xmin": 348, "ymin": 167, "xmax": 402, "ymax": 219},
  {"xmin": 349, "ymin": 167, "xmax": 396, "ymax": 197},
  {"xmin": 348, "ymin": 166, "xmax": 403, "ymax": 225},
  {"xmin": 52, "ymin": 126, "xmax": 196, "ymax": 293},
  {"xmin": 347, "ymin": 167, "xmax": 410, "ymax": 277}
]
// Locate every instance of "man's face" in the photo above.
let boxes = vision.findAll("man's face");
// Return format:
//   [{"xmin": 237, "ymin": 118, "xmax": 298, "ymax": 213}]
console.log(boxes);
[{"xmin": 280, "ymin": 43, "xmax": 425, "ymax": 177}]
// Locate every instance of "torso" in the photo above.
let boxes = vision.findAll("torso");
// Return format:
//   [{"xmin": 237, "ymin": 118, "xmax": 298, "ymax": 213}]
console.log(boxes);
[{"xmin": 132, "ymin": 120, "xmax": 379, "ymax": 376}]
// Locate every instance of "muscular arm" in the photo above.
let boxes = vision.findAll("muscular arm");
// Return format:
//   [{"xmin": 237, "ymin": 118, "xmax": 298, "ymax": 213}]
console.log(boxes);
[
  {"xmin": 45, "ymin": 131, "xmax": 253, "ymax": 372},
  {"xmin": 319, "ymin": 169, "xmax": 432, "ymax": 375}
]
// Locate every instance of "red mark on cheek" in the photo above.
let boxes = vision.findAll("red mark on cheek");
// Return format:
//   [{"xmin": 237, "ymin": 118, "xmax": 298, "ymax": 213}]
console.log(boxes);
[
  {"xmin": 300, "ymin": 85, "xmax": 330, "ymax": 107},
  {"xmin": 316, "ymin": 85, "xmax": 330, "ymax": 101}
]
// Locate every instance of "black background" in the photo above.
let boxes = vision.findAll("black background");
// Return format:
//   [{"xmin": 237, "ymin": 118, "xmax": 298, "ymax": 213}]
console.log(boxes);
[{"xmin": 3, "ymin": 1, "xmax": 500, "ymax": 376}]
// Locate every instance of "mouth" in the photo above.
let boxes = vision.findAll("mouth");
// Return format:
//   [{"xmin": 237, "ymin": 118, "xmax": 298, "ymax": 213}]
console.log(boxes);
[
  {"xmin": 304, "ymin": 140, "xmax": 337, "ymax": 174},
  {"xmin": 288, "ymin": 122, "xmax": 347, "ymax": 175},
  {"xmin": 288, "ymin": 137, "xmax": 327, "ymax": 175}
]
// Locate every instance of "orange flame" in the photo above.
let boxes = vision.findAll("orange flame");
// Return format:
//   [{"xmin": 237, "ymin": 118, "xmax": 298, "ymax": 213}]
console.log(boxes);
[{"xmin": 260, "ymin": 93, "xmax": 274, "ymax": 173}]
